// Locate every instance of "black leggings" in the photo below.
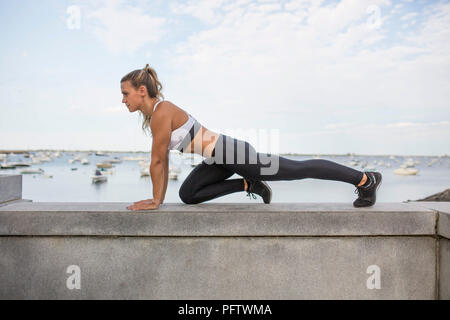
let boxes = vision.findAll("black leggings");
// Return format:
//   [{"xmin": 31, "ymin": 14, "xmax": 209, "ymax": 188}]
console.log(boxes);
[{"xmin": 179, "ymin": 134, "xmax": 364, "ymax": 204}]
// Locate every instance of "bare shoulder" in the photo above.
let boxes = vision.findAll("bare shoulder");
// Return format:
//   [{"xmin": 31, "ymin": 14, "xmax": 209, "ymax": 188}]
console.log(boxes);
[
  {"xmin": 152, "ymin": 100, "xmax": 186, "ymax": 120},
  {"xmin": 150, "ymin": 101, "xmax": 173, "ymax": 131},
  {"xmin": 151, "ymin": 100, "xmax": 174, "ymax": 119}
]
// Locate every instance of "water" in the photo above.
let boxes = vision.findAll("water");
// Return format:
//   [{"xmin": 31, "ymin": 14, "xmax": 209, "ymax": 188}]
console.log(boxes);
[{"xmin": 1, "ymin": 152, "xmax": 449, "ymax": 204}]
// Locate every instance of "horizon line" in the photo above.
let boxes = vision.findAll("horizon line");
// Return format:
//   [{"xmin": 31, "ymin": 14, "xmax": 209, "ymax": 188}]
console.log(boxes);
[{"xmin": 0, "ymin": 149, "xmax": 449, "ymax": 158}]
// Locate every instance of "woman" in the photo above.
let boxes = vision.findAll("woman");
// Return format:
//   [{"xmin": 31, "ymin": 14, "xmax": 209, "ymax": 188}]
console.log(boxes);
[{"xmin": 125, "ymin": 65, "xmax": 382, "ymax": 211}]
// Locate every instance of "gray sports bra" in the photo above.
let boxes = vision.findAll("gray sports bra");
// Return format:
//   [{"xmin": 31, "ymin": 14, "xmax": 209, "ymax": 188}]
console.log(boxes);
[{"xmin": 153, "ymin": 100, "xmax": 202, "ymax": 152}]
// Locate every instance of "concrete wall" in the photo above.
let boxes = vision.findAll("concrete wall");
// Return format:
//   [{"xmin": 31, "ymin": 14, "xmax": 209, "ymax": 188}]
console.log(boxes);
[
  {"xmin": 0, "ymin": 174, "xmax": 448, "ymax": 299},
  {"xmin": 441, "ymin": 239, "xmax": 450, "ymax": 300},
  {"xmin": 0, "ymin": 236, "xmax": 438, "ymax": 300},
  {"xmin": 0, "ymin": 174, "xmax": 22, "ymax": 204}
]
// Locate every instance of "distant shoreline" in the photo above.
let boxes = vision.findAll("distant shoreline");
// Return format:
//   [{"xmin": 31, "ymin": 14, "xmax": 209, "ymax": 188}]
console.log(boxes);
[{"xmin": 0, "ymin": 149, "xmax": 448, "ymax": 158}]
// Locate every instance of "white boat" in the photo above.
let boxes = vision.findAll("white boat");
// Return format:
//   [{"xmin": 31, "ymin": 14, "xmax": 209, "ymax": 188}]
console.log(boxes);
[
  {"xmin": 394, "ymin": 168, "xmax": 419, "ymax": 176},
  {"xmin": 96, "ymin": 162, "xmax": 112, "ymax": 169},
  {"xmin": 140, "ymin": 168, "xmax": 150, "ymax": 177},
  {"xmin": 8, "ymin": 162, "xmax": 31, "ymax": 167},
  {"xmin": 92, "ymin": 175, "xmax": 107, "ymax": 183},
  {"xmin": 20, "ymin": 168, "xmax": 44, "ymax": 174},
  {"xmin": 403, "ymin": 159, "xmax": 415, "ymax": 168},
  {"xmin": 400, "ymin": 163, "xmax": 414, "ymax": 169},
  {"xmin": 91, "ymin": 169, "xmax": 107, "ymax": 183},
  {"xmin": 1, "ymin": 163, "xmax": 16, "ymax": 169},
  {"xmin": 81, "ymin": 158, "xmax": 90, "ymax": 165},
  {"xmin": 168, "ymin": 172, "xmax": 178, "ymax": 180},
  {"xmin": 108, "ymin": 157, "xmax": 122, "ymax": 164}
]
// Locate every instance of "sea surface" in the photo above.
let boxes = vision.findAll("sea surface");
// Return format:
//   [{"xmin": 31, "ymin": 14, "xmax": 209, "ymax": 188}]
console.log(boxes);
[{"xmin": 1, "ymin": 151, "xmax": 449, "ymax": 204}]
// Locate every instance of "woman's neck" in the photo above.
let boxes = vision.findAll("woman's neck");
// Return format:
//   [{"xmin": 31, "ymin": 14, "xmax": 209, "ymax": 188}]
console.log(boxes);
[{"xmin": 141, "ymin": 97, "xmax": 160, "ymax": 117}]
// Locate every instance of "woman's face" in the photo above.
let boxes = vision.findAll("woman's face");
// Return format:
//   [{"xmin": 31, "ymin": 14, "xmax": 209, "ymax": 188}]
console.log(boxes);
[{"xmin": 121, "ymin": 81, "xmax": 143, "ymax": 112}]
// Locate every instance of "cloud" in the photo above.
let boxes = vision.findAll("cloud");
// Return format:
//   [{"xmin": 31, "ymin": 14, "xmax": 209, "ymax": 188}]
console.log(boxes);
[
  {"xmin": 170, "ymin": 0, "xmax": 228, "ymax": 25},
  {"xmin": 400, "ymin": 12, "xmax": 418, "ymax": 21},
  {"xmin": 324, "ymin": 120, "xmax": 450, "ymax": 131},
  {"xmin": 385, "ymin": 120, "xmax": 450, "ymax": 128},
  {"xmin": 82, "ymin": 0, "xmax": 166, "ymax": 54},
  {"xmin": 165, "ymin": 0, "xmax": 450, "ymax": 131},
  {"xmin": 4, "ymin": 0, "xmax": 448, "ymax": 154}
]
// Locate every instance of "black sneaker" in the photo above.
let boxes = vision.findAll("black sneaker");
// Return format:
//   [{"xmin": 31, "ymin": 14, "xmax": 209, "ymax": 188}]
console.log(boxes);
[
  {"xmin": 353, "ymin": 171, "xmax": 382, "ymax": 207},
  {"xmin": 246, "ymin": 179, "xmax": 272, "ymax": 204}
]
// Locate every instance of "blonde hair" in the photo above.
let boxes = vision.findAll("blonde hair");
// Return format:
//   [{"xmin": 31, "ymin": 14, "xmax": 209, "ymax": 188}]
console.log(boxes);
[{"xmin": 121, "ymin": 64, "xmax": 165, "ymax": 136}]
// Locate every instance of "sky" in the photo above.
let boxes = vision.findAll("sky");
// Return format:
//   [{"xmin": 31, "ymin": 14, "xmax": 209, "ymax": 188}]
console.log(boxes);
[{"xmin": 0, "ymin": 0, "xmax": 449, "ymax": 156}]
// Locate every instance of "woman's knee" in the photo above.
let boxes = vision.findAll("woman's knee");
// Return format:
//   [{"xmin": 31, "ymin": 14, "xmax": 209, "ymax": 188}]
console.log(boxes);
[
  {"xmin": 178, "ymin": 183, "xmax": 199, "ymax": 204},
  {"xmin": 179, "ymin": 184, "xmax": 192, "ymax": 204}
]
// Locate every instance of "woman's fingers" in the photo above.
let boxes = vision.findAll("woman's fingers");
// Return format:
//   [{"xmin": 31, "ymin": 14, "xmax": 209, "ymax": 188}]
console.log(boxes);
[
  {"xmin": 127, "ymin": 199, "xmax": 156, "ymax": 210},
  {"xmin": 133, "ymin": 199, "xmax": 154, "ymax": 205},
  {"xmin": 127, "ymin": 201, "xmax": 160, "ymax": 211}
]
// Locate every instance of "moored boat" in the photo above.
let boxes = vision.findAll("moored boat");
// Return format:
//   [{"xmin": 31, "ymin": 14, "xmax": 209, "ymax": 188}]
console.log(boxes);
[
  {"xmin": 91, "ymin": 169, "xmax": 107, "ymax": 183},
  {"xmin": 96, "ymin": 162, "xmax": 112, "ymax": 169},
  {"xmin": 20, "ymin": 168, "xmax": 44, "ymax": 174},
  {"xmin": 394, "ymin": 168, "xmax": 419, "ymax": 175}
]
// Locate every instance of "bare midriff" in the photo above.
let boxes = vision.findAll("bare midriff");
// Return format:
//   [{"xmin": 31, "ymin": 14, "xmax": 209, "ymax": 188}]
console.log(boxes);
[{"xmin": 183, "ymin": 126, "xmax": 220, "ymax": 158}]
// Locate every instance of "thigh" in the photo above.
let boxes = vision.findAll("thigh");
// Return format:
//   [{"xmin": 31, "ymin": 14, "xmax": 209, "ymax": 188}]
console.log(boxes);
[
  {"xmin": 216, "ymin": 136, "xmax": 272, "ymax": 179},
  {"xmin": 180, "ymin": 159, "xmax": 234, "ymax": 193}
]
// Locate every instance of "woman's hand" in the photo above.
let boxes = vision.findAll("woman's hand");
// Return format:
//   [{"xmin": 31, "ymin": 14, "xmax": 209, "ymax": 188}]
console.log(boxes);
[
  {"xmin": 127, "ymin": 198, "xmax": 162, "ymax": 211},
  {"xmin": 132, "ymin": 198, "xmax": 155, "ymax": 206}
]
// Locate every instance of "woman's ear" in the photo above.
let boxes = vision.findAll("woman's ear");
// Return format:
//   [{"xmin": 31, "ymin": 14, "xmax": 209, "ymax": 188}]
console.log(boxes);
[{"xmin": 138, "ymin": 85, "xmax": 147, "ymax": 96}]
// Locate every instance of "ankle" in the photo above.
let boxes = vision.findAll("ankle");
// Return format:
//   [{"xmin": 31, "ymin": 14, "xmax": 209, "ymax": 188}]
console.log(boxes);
[{"xmin": 357, "ymin": 173, "xmax": 367, "ymax": 187}]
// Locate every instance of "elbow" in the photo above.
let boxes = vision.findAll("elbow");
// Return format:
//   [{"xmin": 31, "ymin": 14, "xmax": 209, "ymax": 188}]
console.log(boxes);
[
  {"xmin": 151, "ymin": 159, "xmax": 163, "ymax": 167},
  {"xmin": 151, "ymin": 158, "xmax": 167, "ymax": 166}
]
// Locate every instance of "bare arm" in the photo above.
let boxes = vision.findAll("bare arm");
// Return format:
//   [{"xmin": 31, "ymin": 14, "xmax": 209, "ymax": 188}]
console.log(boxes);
[
  {"xmin": 149, "ymin": 108, "xmax": 172, "ymax": 204},
  {"xmin": 127, "ymin": 104, "xmax": 171, "ymax": 211},
  {"xmin": 160, "ymin": 151, "xmax": 169, "ymax": 203}
]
